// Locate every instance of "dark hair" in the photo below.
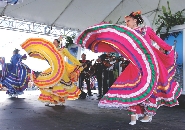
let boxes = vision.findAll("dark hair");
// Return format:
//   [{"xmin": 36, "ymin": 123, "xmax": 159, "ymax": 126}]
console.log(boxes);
[
  {"xmin": 13, "ymin": 49, "xmax": 20, "ymax": 54},
  {"xmin": 82, "ymin": 53, "xmax": 86, "ymax": 56},
  {"xmin": 127, "ymin": 11, "xmax": 144, "ymax": 25},
  {"xmin": 54, "ymin": 39, "xmax": 60, "ymax": 44}
]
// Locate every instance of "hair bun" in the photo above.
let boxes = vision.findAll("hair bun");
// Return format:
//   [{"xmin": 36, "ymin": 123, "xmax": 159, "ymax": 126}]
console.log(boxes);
[{"xmin": 127, "ymin": 11, "xmax": 144, "ymax": 25}]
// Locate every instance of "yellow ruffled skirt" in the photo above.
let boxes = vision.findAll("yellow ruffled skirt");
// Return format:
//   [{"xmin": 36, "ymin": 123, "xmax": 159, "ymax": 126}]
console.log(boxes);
[
  {"xmin": 21, "ymin": 38, "xmax": 83, "ymax": 105},
  {"xmin": 38, "ymin": 62, "xmax": 82, "ymax": 104}
]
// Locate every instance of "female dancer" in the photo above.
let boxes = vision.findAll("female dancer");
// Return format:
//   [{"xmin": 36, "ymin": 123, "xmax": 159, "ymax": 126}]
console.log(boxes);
[
  {"xmin": 0, "ymin": 49, "xmax": 31, "ymax": 97},
  {"xmin": 123, "ymin": 11, "xmax": 181, "ymax": 124},
  {"xmin": 75, "ymin": 11, "xmax": 181, "ymax": 125},
  {"xmin": 22, "ymin": 37, "xmax": 83, "ymax": 106}
]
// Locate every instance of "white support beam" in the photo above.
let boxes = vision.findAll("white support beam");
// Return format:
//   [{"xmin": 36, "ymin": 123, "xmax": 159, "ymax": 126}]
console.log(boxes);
[{"xmin": 0, "ymin": 16, "xmax": 79, "ymax": 37}]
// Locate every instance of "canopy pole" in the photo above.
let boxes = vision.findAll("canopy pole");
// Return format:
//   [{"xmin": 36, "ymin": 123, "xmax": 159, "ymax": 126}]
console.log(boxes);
[
  {"xmin": 51, "ymin": 0, "xmax": 74, "ymax": 27},
  {"xmin": 152, "ymin": 0, "xmax": 161, "ymax": 26},
  {"xmin": 0, "ymin": 3, "xmax": 8, "ymax": 17},
  {"xmin": 102, "ymin": 0, "xmax": 125, "ymax": 22}
]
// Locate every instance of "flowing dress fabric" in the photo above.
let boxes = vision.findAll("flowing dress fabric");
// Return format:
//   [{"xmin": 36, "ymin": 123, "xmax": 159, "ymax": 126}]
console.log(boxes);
[
  {"xmin": 0, "ymin": 54, "xmax": 31, "ymax": 95},
  {"xmin": 75, "ymin": 24, "xmax": 181, "ymax": 116},
  {"xmin": 38, "ymin": 48, "xmax": 82, "ymax": 104},
  {"xmin": 21, "ymin": 38, "xmax": 82, "ymax": 104}
]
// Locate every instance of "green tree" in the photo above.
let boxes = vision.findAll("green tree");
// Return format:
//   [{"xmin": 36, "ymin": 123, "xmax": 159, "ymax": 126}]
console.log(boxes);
[{"xmin": 155, "ymin": 1, "xmax": 185, "ymax": 39}]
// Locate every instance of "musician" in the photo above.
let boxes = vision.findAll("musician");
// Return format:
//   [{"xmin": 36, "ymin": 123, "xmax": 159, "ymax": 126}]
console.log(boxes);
[
  {"xmin": 100, "ymin": 53, "xmax": 114, "ymax": 95},
  {"xmin": 107, "ymin": 56, "xmax": 116, "ymax": 88},
  {"xmin": 94, "ymin": 56, "xmax": 104, "ymax": 98},
  {"xmin": 100, "ymin": 53, "xmax": 124, "ymax": 95},
  {"xmin": 79, "ymin": 53, "xmax": 93, "ymax": 96}
]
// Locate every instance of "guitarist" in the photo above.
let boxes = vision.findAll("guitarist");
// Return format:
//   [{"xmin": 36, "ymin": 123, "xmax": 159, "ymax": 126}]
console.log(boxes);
[{"xmin": 79, "ymin": 53, "xmax": 93, "ymax": 96}]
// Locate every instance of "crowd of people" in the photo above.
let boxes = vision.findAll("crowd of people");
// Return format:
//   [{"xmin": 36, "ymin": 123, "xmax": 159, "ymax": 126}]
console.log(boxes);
[{"xmin": 0, "ymin": 10, "xmax": 181, "ymax": 126}]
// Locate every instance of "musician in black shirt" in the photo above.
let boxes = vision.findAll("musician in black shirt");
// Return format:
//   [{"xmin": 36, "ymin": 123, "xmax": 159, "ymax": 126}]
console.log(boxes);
[
  {"xmin": 79, "ymin": 53, "xmax": 93, "ymax": 96},
  {"xmin": 99, "ymin": 53, "xmax": 113, "ymax": 95},
  {"xmin": 94, "ymin": 56, "xmax": 104, "ymax": 98}
]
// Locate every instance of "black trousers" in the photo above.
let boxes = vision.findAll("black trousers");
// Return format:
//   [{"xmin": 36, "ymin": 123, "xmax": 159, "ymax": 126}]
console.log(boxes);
[
  {"xmin": 97, "ymin": 74, "xmax": 102, "ymax": 96},
  {"xmin": 103, "ymin": 70, "xmax": 108, "ymax": 95},
  {"xmin": 79, "ymin": 73, "xmax": 91, "ymax": 95},
  {"xmin": 103, "ymin": 70, "xmax": 114, "ymax": 95},
  {"xmin": 108, "ymin": 70, "xmax": 114, "ymax": 88}
]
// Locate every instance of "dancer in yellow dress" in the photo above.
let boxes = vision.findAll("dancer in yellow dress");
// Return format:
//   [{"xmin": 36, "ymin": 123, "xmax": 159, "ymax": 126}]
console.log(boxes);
[{"xmin": 21, "ymin": 37, "xmax": 83, "ymax": 106}]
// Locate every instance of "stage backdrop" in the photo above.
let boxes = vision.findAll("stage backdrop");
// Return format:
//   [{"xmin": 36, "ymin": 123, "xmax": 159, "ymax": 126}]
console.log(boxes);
[
  {"xmin": 67, "ymin": 44, "xmax": 80, "ymax": 64},
  {"xmin": 161, "ymin": 31, "xmax": 183, "ymax": 65},
  {"xmin": 161, "ymin": 29, "xmax": 184, "ymax": 93}
]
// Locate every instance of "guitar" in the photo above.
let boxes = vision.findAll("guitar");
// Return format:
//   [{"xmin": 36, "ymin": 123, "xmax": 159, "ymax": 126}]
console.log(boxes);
[{"xmin": 81, "ymin": 59, "xmax": 94, "ymax": 69}]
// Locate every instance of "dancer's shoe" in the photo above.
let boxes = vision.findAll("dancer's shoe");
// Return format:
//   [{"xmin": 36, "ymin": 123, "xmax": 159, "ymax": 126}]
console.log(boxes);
[
  {"xmin": 140, "ymin": 116, "xmax": 152, "ymax": 122},
  {"xmin": 129, "ymin": 121, "xmax": 136, "ymax": 125},
  {"xmin": 12, "ymin": 94, "xmax": 18, "ymax": 98},
  {"xmin": 129, "ymin": 115, "xmax": 137, "ymax": 125},
  {"xmin": 45, "ymin": 102, "xmax": 50, "ymax": 106}
]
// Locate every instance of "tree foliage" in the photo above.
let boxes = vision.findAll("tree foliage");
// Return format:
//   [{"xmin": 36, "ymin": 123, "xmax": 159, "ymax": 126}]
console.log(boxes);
[{"xmin": 155, "ymin": 1, "xmax": 185, "ymax": 39}]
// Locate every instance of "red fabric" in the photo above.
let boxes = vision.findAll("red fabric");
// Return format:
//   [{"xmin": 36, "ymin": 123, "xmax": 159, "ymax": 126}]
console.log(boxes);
[{"xmin": 130, "ymin": 105, "xmax": 144, "ymax": 114}]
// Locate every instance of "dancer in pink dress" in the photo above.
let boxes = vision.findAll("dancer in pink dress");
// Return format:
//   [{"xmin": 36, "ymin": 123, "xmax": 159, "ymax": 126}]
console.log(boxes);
[{"xmin": 75, "ymin": 11, "xmax": 181, "ymax": 125}]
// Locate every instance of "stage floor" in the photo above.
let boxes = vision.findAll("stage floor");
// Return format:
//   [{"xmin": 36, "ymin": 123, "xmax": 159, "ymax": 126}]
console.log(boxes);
[{"xmin": 0, "ymin": 90, "xmax": 185, "ymax": 130}]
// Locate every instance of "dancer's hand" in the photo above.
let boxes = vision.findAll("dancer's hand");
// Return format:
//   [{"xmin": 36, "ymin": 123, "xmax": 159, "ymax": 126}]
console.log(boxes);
[{"xmin": 21, "ymin": 54, "xmax": 27, "ymax": 60}]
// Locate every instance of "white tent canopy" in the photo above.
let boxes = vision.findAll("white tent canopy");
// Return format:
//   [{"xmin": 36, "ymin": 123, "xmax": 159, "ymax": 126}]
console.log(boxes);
[{"xmin": 0, "ymin": 0, "xmax": 184, "ymax": 31}]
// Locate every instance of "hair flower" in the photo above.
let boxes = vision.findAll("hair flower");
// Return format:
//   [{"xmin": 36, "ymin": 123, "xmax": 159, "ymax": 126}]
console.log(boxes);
[{"xmin": 133, "ymin": 11, "xmax": 141, "ymax": 16}]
